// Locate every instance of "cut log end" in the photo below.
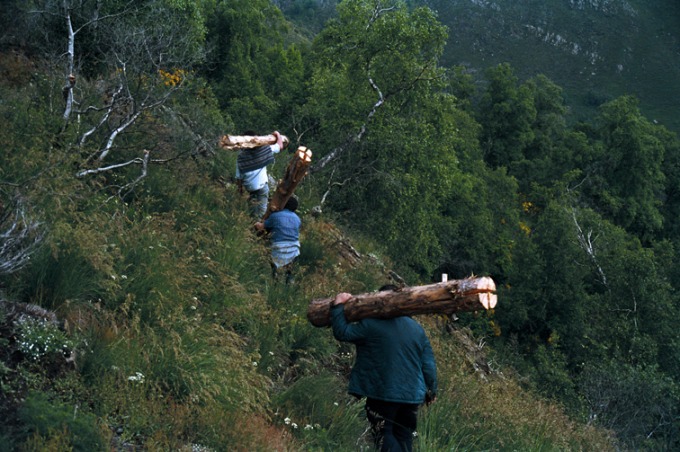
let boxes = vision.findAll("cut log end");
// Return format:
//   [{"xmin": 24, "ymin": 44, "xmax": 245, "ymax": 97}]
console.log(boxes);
[
  {"xmin": 477, "ymin": 276, "xmax": 497, "ymax": 309},
  {"xmin": 297, "ymin": 146, "xmax": 313, "ymax": 162}
]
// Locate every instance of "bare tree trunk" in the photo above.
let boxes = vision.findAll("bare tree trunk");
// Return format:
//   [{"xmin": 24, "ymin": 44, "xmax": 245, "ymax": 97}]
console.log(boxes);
[
  {"xmin": 262, "ymin": 146, "xmax": 312, "ymax": 220},
  {"xmin": 62, "ymin": 7, "xmax": 76, "ymax": 122},
  {"xmin": 219, "ymin": 134, "xmax": 290, "ymax": 151},
  {"xmin": 307, "ymin": 276, "xmax": 497, "ymax": 327}
]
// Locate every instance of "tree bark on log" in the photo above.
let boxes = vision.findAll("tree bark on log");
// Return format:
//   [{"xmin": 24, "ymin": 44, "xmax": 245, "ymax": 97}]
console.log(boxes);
[
  {"xmin": 219, "ymin": 134, "xmax": 290, "ymax": 150},
  {"xmin": 262, "ymin": 146, "xmax": 312, "ymax": 220},
  {"xmin": 307, "ymin": 276, "xmax": 497, "ymax": 327}
]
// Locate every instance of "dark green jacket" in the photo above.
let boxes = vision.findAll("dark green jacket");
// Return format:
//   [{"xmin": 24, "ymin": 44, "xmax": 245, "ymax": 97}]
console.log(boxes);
[{"xmin": 331, "ymin": 305, "xmax": 437, "ymax": 404}]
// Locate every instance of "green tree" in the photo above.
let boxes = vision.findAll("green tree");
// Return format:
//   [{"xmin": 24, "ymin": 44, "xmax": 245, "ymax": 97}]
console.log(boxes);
[
  {"xmin": 303, "ymin": 0, "xmax": 472, "ymax": 277},
  {"xmin": 477, "ymin": 63, "xmax": 536, "ymax": 169},
  {"xmin": 659, "ymin": 127, "xmax": 680, "ymax": 239},
  {"xmin": 509, "ymin": 75, "xmax": 574, "ymax": 191},
  {"xmin": 203, "ymin": 0, "xmax": 304, "ymax": 132},
  {"xmin": 578, "ymin": 361, "xmax": 679, "ymax": 449},
  {"xmin": 587, "ymin": 96, "xmax": 666, "ymax": 242}
]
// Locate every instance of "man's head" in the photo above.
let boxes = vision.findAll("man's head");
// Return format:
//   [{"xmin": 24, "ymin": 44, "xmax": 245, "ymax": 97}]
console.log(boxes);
[
  {"xmin": 284, "ymin": 196, "xmax": 299, "ymax": 212},
  {"xmin": 379, "ymin": 284, "xmax": 398, "ymax": 291}
]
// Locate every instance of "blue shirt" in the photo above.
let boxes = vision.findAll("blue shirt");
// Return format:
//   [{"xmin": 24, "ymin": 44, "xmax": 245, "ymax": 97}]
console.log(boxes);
[
  {"xmin": 264, "ymin": 209, "xmax": 301, "ymax": 243},
  {"xmin": 264, "ymin": 209, "xmax": 301, "ymax": 268},
  {"xmin": 331, "ymin": 305, "xmax": 438, "ymax": 404}
]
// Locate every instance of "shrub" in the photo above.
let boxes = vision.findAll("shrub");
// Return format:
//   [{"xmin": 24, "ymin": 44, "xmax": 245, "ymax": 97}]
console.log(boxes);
[
  {"xmin": 17, "ymin": 391, "xmax": 107, "ymax": 451},
  {"xmin": 15, "ymin": 317, "xmax": 73, "ymax": 363}
]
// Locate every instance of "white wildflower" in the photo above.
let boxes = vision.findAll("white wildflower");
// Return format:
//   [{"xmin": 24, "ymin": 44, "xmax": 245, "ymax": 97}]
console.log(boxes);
[{"xmin": 128, "ymin": 371, "xmax": 145, "ymax": 383}]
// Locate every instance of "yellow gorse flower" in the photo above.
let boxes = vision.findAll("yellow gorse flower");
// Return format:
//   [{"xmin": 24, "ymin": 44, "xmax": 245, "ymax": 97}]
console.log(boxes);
[{"xmin": 158, "ymin": 68, "xmax": 186, "ymax": 87}]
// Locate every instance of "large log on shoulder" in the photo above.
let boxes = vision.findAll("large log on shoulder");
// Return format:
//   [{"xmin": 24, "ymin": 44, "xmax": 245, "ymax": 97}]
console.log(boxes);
[
  {"xmin": 307, "ymin": 276, "xmax": 497, "ymax": 327},
  {"xmin": 219, "ymin": 134, "xmax": 290, "ymax": 150},
  {"xmin": 262, "ymin": 146, "xmax": 312, "ymax": 220}
]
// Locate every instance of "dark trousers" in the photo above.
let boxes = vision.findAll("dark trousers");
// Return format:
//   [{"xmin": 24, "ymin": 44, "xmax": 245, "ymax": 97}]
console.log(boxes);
[
  {"xmin": 365, "ymin": 398, "xmax": 419, "ymax": 452},
  {"xmin": 270, "ymin": 257, "xmax": 297, "ymax": 285}
]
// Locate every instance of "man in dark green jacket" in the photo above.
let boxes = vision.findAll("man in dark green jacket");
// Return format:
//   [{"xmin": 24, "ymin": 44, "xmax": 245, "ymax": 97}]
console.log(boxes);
[{"xmin": 331, "ymin": 290, "xmax": 437, "ymax": 451}]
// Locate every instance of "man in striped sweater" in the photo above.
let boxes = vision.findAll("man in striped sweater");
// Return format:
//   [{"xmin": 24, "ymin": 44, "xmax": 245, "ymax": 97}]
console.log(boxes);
[{"xmin": 235, "ymin": 130, "xmax": 284, "ymax": 218}]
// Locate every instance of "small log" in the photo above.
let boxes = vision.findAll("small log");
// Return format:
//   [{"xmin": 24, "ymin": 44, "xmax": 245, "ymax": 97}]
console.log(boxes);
[
  {"xmin": 262, "ymin": 146, "xmax": 313, "ymax": 220},
  {"xmin": 219, "ymin": 134, "xmax": 290, "ymax": 151},
  {"xmin": 307, "ymin": 276, "xmax": 497, "ymax": 327}
]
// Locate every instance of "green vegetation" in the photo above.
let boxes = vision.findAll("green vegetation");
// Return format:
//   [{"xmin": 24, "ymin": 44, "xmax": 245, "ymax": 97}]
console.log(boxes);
[{"xmin": 0, "ymin": 0, "xmax": 678, "ymax": 450}]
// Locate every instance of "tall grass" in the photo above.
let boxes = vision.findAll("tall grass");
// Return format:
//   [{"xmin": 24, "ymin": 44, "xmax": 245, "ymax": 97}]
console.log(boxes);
[
  {"xmin": 418, "ymin": 325, "xmax": 619, "ymax": 451},
  {"xmin": 4, "ymin": 172, "xmax": 620, "ymax": 451}
]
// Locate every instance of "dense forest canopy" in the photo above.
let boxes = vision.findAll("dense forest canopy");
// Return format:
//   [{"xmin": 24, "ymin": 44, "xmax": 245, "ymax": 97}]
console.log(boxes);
[{"xmin": 1, "ymin": 0, "xmax": 679, "ymax": 449}]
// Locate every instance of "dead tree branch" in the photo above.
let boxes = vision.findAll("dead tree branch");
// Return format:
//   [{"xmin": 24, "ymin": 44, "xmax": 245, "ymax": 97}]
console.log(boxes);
[
  {"xmin": 0, "ymin": 198, "xmax": 44, "ymax": 277},
  {"xmin": 570, "ymin": 207, "xmax": 608, "ymax": 288},
  {"xmin": 117, "ymin": 150, "xmax": 151, "ymax": 199}
]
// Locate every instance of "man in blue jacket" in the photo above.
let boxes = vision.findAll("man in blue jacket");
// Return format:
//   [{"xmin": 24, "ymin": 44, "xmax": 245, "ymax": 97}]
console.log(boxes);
[
  {"xmin": 330, "ymin": 288, "xmax": 437, "ymax": 451},
  {"xmin": 254, "ymin": 196, "xmax": 301, "ymax": 284}
]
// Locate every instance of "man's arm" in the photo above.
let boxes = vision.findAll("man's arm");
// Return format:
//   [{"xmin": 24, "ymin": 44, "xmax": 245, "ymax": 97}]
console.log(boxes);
[
  {"xmin": 422, "ymin": 337, "xmax": 438, "ymax": 405},
  {"xmin": 234, "ymin": 164, "xmax": 244, "ymax": 194},
  {"xmin": 330, "ymin": 293, "xmax": 368, "ymax": 343},
  {"xmin": 272, "ymin": 130, "xmax": 284, "ymax": 153}
]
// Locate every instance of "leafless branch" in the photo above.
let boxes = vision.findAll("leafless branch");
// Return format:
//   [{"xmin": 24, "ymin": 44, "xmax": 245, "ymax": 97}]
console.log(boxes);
[
  {"xmin": 98, "ymin": 85, "xmax": 179, "ymax": 161},
  {"xmin": 0, "ymin": 198, "xmax": 44, "ymax": 277},
  {"xmin": 76, "ymin": 152, "xmax": 148, "ymax": 178},
  {"xmin": 117, "ymin": 150, "xmax": 150, "ymax": 199},
  {"xmin": 78, "ymin": 84, "xmax": 124, "ymax": 147},
  {"xmin": 55, "ymin": 1, "xmax": 135, "ymax": 123},
  {"xmin": 313, "ymin": 73, "xmax": 386, "ymax": 172},
  {"xmin": 570, "ymin": 207, "xmax": 608, "ymax": 288},
  {"xmin": 367, "ymin": 4, "xmax": 396, "ymax": 30}
]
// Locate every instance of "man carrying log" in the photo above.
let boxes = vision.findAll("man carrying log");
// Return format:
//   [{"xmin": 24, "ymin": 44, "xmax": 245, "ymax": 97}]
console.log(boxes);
[
  {"xmin": 254, "ymin": 196, "xmax": 301, "ymax": 284},
  {"xmin": 234, "ymin": 130, "xmax": 286, "ymax": 218},
  {"xmin": 330, "ymin": 286, "xmax": 438, "ymax": 452}
]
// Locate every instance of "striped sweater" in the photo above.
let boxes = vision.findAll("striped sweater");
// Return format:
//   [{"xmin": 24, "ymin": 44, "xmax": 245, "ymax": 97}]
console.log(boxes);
[{"xmin": 237, "ymin": 145, "xmax": 275, "ymax": 173}]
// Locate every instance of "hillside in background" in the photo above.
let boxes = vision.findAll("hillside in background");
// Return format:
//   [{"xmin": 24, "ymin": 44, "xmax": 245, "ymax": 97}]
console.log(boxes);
[
  {"xmin": 429, "ymin": 0, "xmax": 680, "ymax": 132},
  {"xmin": 281, "ymin": 0, "xmax": 680, "ymax": 132}
]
